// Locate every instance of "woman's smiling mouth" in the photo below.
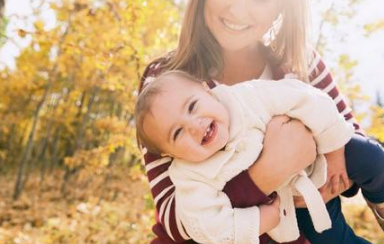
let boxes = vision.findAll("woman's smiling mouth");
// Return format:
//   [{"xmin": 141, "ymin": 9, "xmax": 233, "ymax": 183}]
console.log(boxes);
[{"xmin": 222, "ymin": 19, "xmax": 250, "ymax": 31}]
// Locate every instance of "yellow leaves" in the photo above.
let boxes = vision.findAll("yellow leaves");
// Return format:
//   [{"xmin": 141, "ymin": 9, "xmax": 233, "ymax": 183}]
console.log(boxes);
[
  {"xmin": 364, "ymin": 20, "xmax": 384, "ymax": 36},
  {"xmin": 65, "ymin": 115, "xmax": 133, "ymax": 172},
  {"xmin": 0, "ymin": 169, "xmax": 155, "ymax": 244},
  {"xmin": 34, "ymin": 21, "xmax": 45, "ymax": 32},
  {"xmin": 338, "ymin": 54, "xmax": 358, "ymax": 72},
  {"xmin": 17, "ymin": 29, "xmax": 28, "ymax": 38},
  {"xmin": 49, "ymin": 2, "xmax": 59, "ymax": 11},
  {"xmin": 0, "ymin": 150, "xmax": 6, "ymax": 161},
  {"xmin": 343, "ymin": 83, "xmax": 370, "ymax": 103},
  {"xmin": 94, "ymin": 116, "xmax": 127, "ymax": 134},
  {"xmin": 128, "ymin": 163, "xmax": 146, "ymax": 181},
  {"xmin": 1, "ymin": 0, "xmax": 181, "ymax": 177},
  {"xmin": 368, "ymin": 105, "xmax": 384, "ymax": 142},
  {"xmin": 322, "ymin": 10, "xmax": 339, "ymax": 26},
  {"xmin": 343, "ymin": 203, "xmax": 384, "ymax": 241},
  {"xmin": 17, "ymin": 20, "xmax": 46, "ymax": 38},
  {"xmin": 65, "ymin": 147, "xmax": 110, "ymax": 171}
]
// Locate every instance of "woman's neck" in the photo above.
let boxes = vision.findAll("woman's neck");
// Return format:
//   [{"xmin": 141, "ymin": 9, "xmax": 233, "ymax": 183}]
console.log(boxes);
[{"xmin": 220, "ymin": 45, "xmax": 266, "ymax": 85}]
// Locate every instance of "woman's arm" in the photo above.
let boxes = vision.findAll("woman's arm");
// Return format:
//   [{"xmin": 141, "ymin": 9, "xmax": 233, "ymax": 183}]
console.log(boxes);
[
  {"xmin": 309, "ymin": 51, "xmax": 363, "ymax": 197},
  {"xmin": 294, "ymin": 51, "xmax": 363, "ymax": 207},
  {"xmin": 308, "ymin": 51, "xmax": 363, "ymax": 135}
]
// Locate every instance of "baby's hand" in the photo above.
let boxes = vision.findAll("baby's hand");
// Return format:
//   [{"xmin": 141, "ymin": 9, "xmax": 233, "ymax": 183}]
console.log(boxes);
[{"xmin": 259, "ymin": 195, "xmax": 280, "ymax": 235}]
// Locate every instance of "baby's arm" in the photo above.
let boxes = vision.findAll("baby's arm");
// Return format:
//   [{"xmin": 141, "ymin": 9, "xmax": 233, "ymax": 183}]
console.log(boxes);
[
  {"xmin": 169, "ymin": 164, "xmax": 280, "ymax": 244},
  {"xmin": 234, "ymin": 79, "xmax": 355, "ymax": 154}
]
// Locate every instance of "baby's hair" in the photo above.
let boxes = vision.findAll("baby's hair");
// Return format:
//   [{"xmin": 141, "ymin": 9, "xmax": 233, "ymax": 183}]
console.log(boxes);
[{"xmin": 135, "ymin": 70, "xmax": 204, "ymax": 154}]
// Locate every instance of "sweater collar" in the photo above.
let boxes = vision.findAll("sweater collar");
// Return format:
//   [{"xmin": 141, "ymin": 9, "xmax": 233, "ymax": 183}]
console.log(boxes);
[{"xmin": 211, "ymin": 84, "xmax": 245, "ymax": 145}]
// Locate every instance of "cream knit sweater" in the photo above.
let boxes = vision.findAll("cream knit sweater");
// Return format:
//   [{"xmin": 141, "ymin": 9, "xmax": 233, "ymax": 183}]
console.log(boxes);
[{"xmin": 169, "ymin": 78, "xmax": 355, "ymax": 244}]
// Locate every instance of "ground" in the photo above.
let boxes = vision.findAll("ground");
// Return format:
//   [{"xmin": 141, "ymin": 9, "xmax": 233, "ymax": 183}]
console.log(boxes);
[{"xmin": 0, "ymin": 166, "xmax": 383, "ymax": 244}]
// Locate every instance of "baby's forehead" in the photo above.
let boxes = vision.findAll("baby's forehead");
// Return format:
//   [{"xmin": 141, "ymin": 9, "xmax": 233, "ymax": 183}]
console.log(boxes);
[{"xmin": 158, "ymin": 72, "xmax": 202, "ymax": 89}]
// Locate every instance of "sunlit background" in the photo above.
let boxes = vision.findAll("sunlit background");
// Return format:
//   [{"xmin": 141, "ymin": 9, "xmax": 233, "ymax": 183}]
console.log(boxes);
[
  {"xmin": 1, "ymin": 0, "xmax": 383, "ymax": 95},
  {"xmin": 0, "ymin": 0, "xmax": 383, "ymax": 243}
]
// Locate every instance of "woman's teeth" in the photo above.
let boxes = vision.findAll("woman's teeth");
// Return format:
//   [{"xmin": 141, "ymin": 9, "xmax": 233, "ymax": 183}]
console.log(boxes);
[{"xmin": 223, "ymin": 19, "xmax": 249, "ymax": 31}]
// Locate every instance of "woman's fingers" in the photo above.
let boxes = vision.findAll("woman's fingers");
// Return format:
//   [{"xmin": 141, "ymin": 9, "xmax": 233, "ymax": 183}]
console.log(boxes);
[
  {"xmin": 268, "ymin": 115, "xmax": 291, "ymax": 126},
  {"xmin": 331, "ymin": 175, "xmax": 339, "ymax": 194},
  {"xmin": 249, "ymin": 116, "xmax": 317, "ymax": 194},
  {"xmin": 341, "ymin": 173, "xmax": 351, "ymax": 189}
]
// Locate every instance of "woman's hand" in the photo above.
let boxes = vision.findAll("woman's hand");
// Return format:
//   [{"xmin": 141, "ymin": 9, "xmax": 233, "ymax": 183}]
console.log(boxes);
[
  {"xmin": 295, "ymin": 147, "xmax": 352, "ymax": 208},
  {"xmin": 259, "ymin": 196, "xmax": 281, "ymax": 235},
  {"xmin": 294, "ymin": 178, "xmax": 353, "ymax": 208},
  {"xmin": 248, "ymin": 115, "xmax": 317, "ymax": 195}
]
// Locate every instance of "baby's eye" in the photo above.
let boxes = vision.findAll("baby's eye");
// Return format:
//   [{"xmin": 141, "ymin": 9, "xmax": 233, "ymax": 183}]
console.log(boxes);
[
  {"xmin": 188, "ymin": 100, "xmax": 198, "ymax": 113},
  {"xmin": 173, "ymin": 128, "xmax": 182, "ymax": 141}
]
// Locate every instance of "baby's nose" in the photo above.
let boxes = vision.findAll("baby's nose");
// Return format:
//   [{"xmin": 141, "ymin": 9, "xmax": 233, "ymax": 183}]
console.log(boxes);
[{"xmin": 189, "ymin": 118, "xmax": 205, "ymax": 135}]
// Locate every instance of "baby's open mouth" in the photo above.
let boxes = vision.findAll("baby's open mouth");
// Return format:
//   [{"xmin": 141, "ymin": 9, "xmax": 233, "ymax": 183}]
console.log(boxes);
[{"xmin": 201, "ymin": 121, "xmax": 217, "ymax": 145}]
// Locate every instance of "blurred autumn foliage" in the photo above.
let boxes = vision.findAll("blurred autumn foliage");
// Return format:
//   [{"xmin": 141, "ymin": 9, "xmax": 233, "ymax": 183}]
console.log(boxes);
[
  {"xmin": 0, "ymin": 0, "xmax": 180, "ymax": 243},
  {"xmin": 0, "ymin": 0, "xmax": 383, "ymax": 243},
  {"xmin": 0, "ymin": 0, "xmax": 181, "ymax": 199}
]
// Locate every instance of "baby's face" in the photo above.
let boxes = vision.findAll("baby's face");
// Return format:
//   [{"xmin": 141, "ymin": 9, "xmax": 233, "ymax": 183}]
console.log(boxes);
[{"xmin": 143, "ymin": 75, "xmax": 230, "ymax": 162}]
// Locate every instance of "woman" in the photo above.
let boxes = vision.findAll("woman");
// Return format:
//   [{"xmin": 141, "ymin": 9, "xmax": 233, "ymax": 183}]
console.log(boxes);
[{"xmin": 139, "ymin": 0, "xmax": 367, "ymax": 243}]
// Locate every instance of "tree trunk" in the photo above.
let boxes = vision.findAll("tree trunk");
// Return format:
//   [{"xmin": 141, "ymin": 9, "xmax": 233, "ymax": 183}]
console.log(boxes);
[
  {"xmin": 49, "ymin": 127, "xmax": 62, "ymax": 174},
  {"xmin": 0, "ymin": 0, "xmax": 4, "ymax": 19},
  {"xmin": 13, "ymin": 18, "xmax": 72, "ymax": 200},
  {"xmin": 61, "ymin": 88, "xmax": 99, "ymax": 196},
  {"xmin": 14, "ymin": 89, "xmax": 51, "ymax": 199},
  {"xmin": 39, "ymin": 96, "xmax": 61, "ymax": 182}
]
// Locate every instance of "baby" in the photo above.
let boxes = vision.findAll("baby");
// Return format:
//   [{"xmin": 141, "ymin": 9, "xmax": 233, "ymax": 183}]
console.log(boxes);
[{"xmin": 135, "ymin": 70, "xmax": 384, "ymax": 244}]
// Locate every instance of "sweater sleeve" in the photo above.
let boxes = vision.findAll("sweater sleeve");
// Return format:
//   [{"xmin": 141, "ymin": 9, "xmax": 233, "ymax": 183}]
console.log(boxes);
[
  {"xmin": 308, "ymin": 51, "xmax": 364, "ymax": 135},
  {"xmin": 234, "ymin": 79, "xmax": 355, "ymax": 154},
  {"xmin": 145, "ymin": 151, "xmax": 270, "ymax": 244},
  {"xmin": 169, "ymin": 163, "xmax": 261, "ymax": 244}
]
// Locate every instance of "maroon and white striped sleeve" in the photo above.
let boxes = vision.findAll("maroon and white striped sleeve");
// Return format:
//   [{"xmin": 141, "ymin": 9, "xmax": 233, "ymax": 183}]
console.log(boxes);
[
  {"xmin": 144, "ymin": 152, "xmax": 190, "ymax": 242},
  {"xmin": 139, "ymin": 59, "xmax": 191, "ymax": 243},
  {"xmin": 308, "ymin": 51, "xmax": 364, "ymax": 135}
]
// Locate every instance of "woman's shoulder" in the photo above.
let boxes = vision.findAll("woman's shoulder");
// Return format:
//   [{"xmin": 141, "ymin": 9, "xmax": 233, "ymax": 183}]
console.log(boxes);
[
  {"xmin": 307, "ymin": 50, "xmax": 329, "ymax": 80},
  {"xmin": 269, "ymin": 49, "xmax": 329, "ymax": 81}
]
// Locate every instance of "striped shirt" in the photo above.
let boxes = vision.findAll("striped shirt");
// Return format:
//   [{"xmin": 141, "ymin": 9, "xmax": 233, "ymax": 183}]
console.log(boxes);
[{"xmin": 139, "ymin": 51, "xmax": 362, "ymax": 244}]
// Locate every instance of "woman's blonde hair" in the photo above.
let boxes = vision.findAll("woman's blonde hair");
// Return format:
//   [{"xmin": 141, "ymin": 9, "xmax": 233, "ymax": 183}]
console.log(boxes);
[
  {"xmin": 163, "ymin": 0, "xmax": 313, "ymax": 82},
  {"xmin": 274, "ymin": 0, "xmax": 312, "ymax": 81}
]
